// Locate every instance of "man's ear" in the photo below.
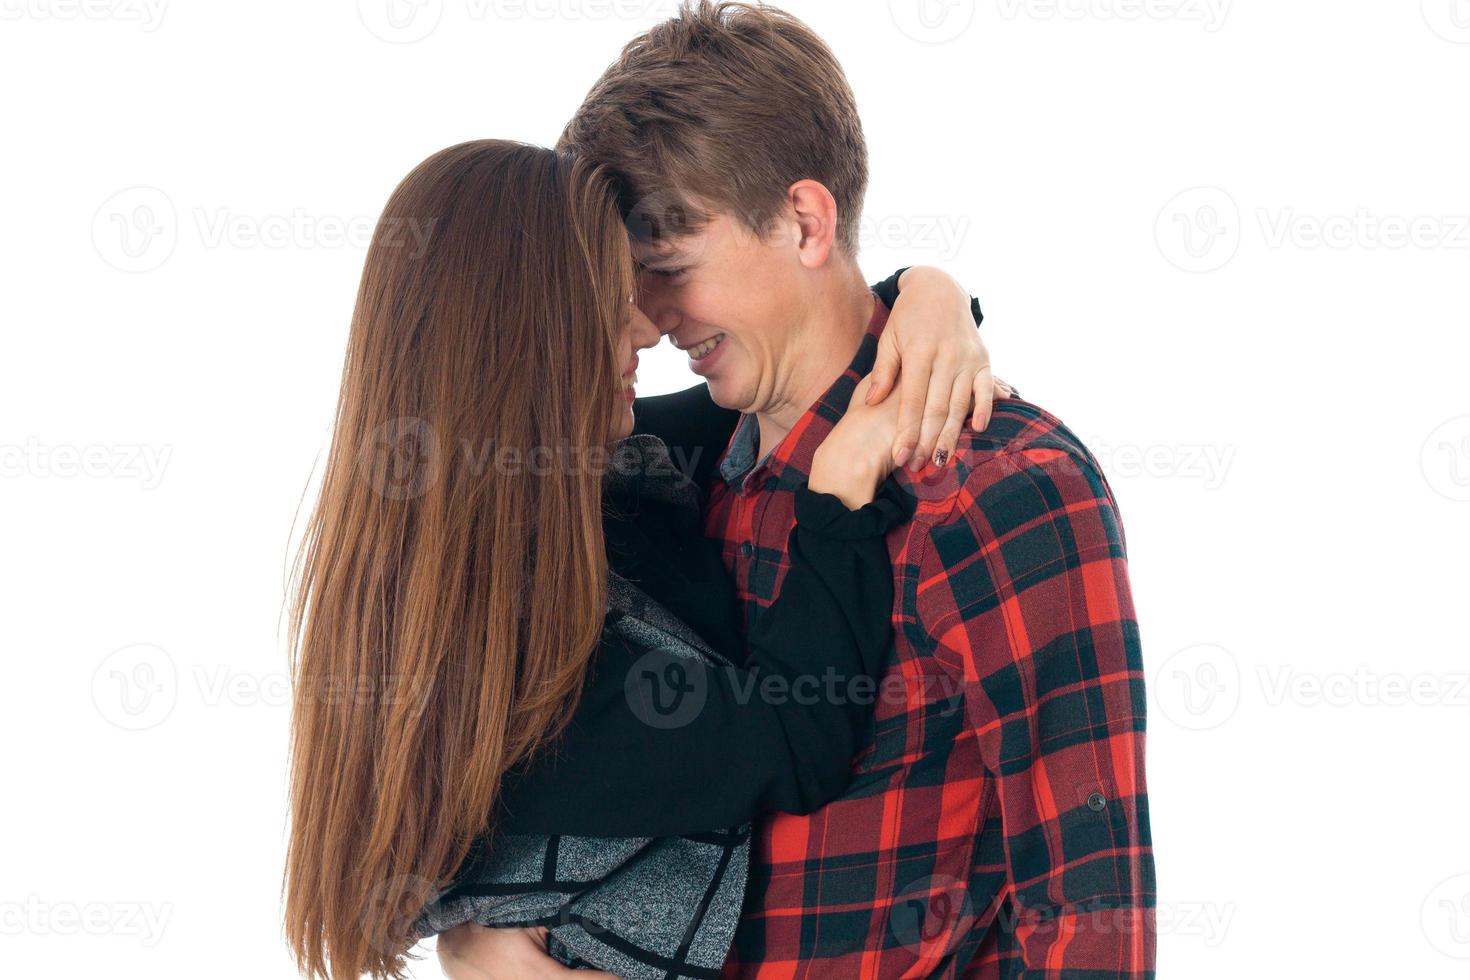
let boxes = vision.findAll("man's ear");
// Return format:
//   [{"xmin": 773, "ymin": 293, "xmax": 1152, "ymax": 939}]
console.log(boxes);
[{"xmin": 787, "ymin": 179, "xmax": 839, "ymax": 269}]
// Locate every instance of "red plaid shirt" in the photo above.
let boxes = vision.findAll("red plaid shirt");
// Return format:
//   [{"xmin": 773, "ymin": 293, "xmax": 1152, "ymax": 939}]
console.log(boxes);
[{"xmin": 706, "ymin": 297, "xmax": 1155, "ymax": 978}]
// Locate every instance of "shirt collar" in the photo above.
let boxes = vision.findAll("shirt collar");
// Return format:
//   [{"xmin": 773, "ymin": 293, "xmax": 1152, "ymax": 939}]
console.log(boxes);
[{"xmin": 718, "ymin": 293, "xmax": 891, "ymax": 493}]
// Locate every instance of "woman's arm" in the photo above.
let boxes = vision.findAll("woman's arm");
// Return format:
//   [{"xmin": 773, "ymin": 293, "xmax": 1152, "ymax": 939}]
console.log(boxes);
[
  {"xmin": 494, "ymin": 483, "xmax": 907, "ymax": 838},
  {"xmin": 495, "ymin": 381, "xmax": 908, "ymax": 839},
  {"xmin": 867, "ymin": 265, "xmax": 1000, "ymax": 471},
  {"xmin": 630, "ymin": 266, "xmax": 989, "ymax": 491}
]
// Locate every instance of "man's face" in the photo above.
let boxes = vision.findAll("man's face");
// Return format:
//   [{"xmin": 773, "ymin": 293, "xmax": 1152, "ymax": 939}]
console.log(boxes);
[{"xmin": 632, "ymin": 211, "xmax": 803, "ymax": 414}]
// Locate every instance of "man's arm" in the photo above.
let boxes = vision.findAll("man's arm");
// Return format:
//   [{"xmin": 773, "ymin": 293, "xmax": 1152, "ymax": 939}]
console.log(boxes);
[
  {"xmin": 437, "ymin": 924, "xmax": 612, "ymax": 979},
  {"xmin": 915, "ymin": 445, "xmax": 1155, "ymax": 977}
]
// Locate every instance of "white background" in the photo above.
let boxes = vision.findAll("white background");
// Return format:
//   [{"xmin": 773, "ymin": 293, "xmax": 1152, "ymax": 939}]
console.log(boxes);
[{"xmin": 2, "ymin": 1, "xmax": 1468, "ymax": 976}]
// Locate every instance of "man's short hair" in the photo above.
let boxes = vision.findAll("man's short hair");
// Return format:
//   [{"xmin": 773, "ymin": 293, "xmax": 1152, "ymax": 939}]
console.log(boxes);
[{"xmin": 557, "ymin": 1, "xmax": 869, "ymax": 253}]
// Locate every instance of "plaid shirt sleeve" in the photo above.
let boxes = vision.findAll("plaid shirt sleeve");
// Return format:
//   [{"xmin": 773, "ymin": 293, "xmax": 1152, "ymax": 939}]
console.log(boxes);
[{"xmin": 914, "ymin": 443, "xmax": 1156, "ymax": 978}]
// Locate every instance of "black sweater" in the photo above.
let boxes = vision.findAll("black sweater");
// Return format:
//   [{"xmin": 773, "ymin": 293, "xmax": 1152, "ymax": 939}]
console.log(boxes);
[
  {"xmin": 494, "ymin": 474, "xmax": 911, "ymax": 838},
  {"xmin": 491, "ymin": 270, "xmax": 932, "ymax": 839}
]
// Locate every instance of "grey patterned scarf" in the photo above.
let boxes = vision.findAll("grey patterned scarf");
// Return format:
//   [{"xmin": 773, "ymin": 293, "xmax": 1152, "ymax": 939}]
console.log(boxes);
[{"xmin": 411, "ymin": 435, "xmax": 750, "ymax": 979}]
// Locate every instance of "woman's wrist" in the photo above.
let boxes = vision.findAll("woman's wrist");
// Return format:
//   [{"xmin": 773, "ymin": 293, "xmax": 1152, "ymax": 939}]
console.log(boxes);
[{"xmin": 809, "ymin": 445, "xmax": 883, "ymax": 510}]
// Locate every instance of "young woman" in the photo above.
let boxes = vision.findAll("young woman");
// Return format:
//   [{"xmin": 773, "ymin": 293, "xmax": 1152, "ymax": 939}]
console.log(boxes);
[{"xmin": 281, "ymin": 140, "xmax": 992, "ymax": 980}]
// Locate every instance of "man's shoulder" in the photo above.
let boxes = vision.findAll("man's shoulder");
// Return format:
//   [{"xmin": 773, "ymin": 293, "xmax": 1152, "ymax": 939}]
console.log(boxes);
[
  {"xmin": 954, "ymin": 394, "xmax": 1095, "ymax": 463},
  {"xmin": 890, "ymin": 395, "xmax": 1112, "ymax": 531}
]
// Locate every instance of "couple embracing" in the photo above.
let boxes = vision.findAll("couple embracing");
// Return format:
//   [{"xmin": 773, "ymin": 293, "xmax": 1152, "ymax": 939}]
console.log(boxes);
[{"xmin": 283, "ymin": 4, "xmax": 1155, "ymax": 978}]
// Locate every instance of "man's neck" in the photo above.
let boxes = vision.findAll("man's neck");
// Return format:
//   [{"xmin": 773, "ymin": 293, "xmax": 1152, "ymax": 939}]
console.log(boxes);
[{"xmin": 755, "ymin": 266, "xmax": 876, "ymax": 461}]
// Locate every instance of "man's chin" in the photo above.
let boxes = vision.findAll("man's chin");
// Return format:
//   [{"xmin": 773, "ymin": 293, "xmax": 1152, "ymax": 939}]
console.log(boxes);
[{"xmin": 704, "ymin": 377, "xmax": 751, "ymax": 413}]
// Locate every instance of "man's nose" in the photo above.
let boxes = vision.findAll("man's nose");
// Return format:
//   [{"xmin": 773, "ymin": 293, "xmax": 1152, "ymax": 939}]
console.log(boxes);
[
  {"xmin": 653, "ymin": 307, "xmax": 680, "ymax": 336},
  {"xmin": 628, "ymin": 303, "xmax": 663, "ymax": 350},
  {"xmin": 637, "ymin": 291, "xmax": 680, "ymax": 336}
]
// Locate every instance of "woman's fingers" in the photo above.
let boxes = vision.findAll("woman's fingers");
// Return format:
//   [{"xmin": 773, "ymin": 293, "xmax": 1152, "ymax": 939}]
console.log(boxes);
[
  {"xmin": 909, "ymin": 357, "xmax": 958, "ymax": 470},
  {"xmin": 932, "ymin": 372, "xmax": 975, "ymax": 467},
  {"xmin": 899, "ymin": 359, "xmax": 1009, "ymax": 468},
  {"xmin": 866, "ymin": 333, "xmax": 900, "ymax": 406},
  {"xmin": 971, "ymin": 362, "xmax": 996, "ymax": 433},
  {"xmin": 879, "ymin": 350, "xmax": 1008, "ymax": 468},
  {"xmin": 890, "ymin": 344, "xmax": 933, "ymax": 468}
]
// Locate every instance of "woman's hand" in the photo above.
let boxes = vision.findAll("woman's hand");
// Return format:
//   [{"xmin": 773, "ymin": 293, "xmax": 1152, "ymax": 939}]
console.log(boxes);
[
  {"xmin": 810, "ymin": 373, "xmax": 903, "ymax": 510},
  {"xmin": 436, "ymin": 923, "xmax": 614, "ymax": 979},
  {"xmin": 865, "ymin": 266, "xmax": 1011, "ymax": 471}
]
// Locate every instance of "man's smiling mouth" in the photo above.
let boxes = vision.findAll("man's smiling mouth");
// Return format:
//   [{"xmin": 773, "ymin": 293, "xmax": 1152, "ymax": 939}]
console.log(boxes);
[{"xmin": 682, "ymin": 334, "xmax": 726, "ymax": 360}]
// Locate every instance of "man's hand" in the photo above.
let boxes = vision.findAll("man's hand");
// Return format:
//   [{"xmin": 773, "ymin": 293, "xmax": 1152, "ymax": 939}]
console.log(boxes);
[
  {"xmin": 865, "ymin": 265, "xmax": 1012, "ymax": 471},
  {"xmin": 436, "ymin": 923, "xmax": 615, "ymax": 979}
]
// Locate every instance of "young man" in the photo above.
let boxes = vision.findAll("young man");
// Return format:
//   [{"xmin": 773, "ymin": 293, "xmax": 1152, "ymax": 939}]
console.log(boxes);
[{"xmin": 443, "ymin": 3, "xmax": 1155, "ymax": 976}]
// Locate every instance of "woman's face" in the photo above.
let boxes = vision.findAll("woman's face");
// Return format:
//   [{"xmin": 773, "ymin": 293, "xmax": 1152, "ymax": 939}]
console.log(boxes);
[{"xmin": 610, "ymin": 296, "xmax": 663, "ymax": 441}]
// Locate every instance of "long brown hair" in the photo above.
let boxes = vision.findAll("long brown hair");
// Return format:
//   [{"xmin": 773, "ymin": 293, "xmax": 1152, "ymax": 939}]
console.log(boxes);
[{"xmin": 281, "ymin": 140, "xmax": 633, "ymax": 979}]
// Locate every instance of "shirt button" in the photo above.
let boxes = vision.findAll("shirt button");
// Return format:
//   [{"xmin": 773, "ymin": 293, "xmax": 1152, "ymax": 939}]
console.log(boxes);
[
  {"xmin": 1087, "ymin": 792, "xmax": 1107, "ymax": 812},
  {"xmin": 739, "ymin": 541, "xmax": 753, "ymax": 558}
]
